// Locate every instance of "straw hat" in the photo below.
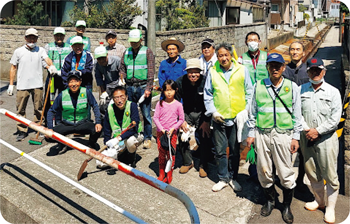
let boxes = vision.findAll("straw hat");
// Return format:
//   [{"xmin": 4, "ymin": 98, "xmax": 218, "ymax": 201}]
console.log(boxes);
[{"xmin": 161, "ymin": 37, "xmax": 185, "ymax": 52}]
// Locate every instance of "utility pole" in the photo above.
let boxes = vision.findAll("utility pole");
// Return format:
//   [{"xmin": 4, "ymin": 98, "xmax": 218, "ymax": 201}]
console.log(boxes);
[{"xmin": 147, "ymin": 0, "xmax": 156, "ymax": 55}]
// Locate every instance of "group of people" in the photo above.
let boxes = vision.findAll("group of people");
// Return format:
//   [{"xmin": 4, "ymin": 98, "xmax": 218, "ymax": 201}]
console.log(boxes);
[{"xmin": 7, "ymin": 20, "xmax": 341, "ymax": 224}]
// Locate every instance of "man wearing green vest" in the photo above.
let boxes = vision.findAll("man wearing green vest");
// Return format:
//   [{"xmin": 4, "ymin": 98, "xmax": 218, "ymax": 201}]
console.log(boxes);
[
  {"xmin": 66, "ymin": 20, "xmax": 91, "ymax": 52},
  {"xmin": 119, "ymin": 29, "xmax": 155, "ymax": 149},
  {"xmin": 238, "ymin": 32, "xmax": 269, "ymax": 84},
  {"xmin": 204, "ymin": 43, "xmax": 253, "ymax": 192},
  {"xmin": 98, "ymin": 86, "xmax": 143, "ymax": 168},
  {"xmin": 46, "ymin": 70, "xmax": 102, "ymax": 156},
  {"xmin": 246, "ymin": 53, "xmax": 302, "ymax": 224},
  {"xmin": 43, "ymin": 27, "xmax": 72, "ymax": 126}
]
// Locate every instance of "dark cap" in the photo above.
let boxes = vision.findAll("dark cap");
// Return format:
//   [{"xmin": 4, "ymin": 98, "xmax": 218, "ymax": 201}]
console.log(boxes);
[
  {"xmin": 201, "ymin": 38, "xmax": 215, "ymax": 47},
  {"xmin": 266, "ymin": 53, "xmax": 285, "ymax": 64},
  {"xmin": 307, "ymin": 57, "xmax": 326, "ymax": 70},
  {"xmin": 67, "ymin": 70, "xmax": 82, "ymax": 80},
  {"xmin": 105, "ymin": 30, "xmax": 117, "ymax": 38}
]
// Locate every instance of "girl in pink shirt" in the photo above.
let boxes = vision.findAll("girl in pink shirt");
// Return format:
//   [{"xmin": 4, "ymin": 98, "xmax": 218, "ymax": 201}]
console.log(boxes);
[{"xmin": 153, "ymin": 79, "xmax": 184, "ymax": 183}]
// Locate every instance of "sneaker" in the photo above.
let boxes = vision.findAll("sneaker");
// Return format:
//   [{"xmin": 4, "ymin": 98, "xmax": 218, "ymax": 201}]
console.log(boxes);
[
  {"xmin": 212, "ymin": 181, "xmax": 228, "ymax": 192},
  {"xmin": 229, "ymin": 179, "xmax": 242, "ymax": 192},
  {"xmin": 16, "ymin": 131, "xmax": 28, "ymax": 141},
  {"xmin": 199, "ymin": 167, "xmax": 207, "ymax": 178},
  {"xmin": 143, "ymin": 139, "xmax": 152, "ymax": 149},
  {"xmin": 179, "ymin": 163, "xmax": 194, "ymax": 174}
]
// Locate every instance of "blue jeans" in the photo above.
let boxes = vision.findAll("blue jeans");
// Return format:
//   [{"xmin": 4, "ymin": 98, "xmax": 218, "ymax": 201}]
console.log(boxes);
[
  {"xmin": 212, "ymin": 121, "xmax": 240, "ymax": 183},
  {"xmin": 126, "ymin": 85, "xmax": 152, "ymax": 140}
]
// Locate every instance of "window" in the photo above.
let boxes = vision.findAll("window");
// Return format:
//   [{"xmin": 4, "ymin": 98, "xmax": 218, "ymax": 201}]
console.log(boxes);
[
  {"xmin": 226, "ymin": 7, "xmax": 240, "ymax": 24},
  {"xmin": 271, "ymin": 4, "xmax": 279, "ymax": 12}
]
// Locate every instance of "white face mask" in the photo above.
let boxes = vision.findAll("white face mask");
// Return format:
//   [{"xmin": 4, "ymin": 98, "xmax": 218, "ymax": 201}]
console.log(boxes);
[
  {"xmin": 27, "ymin": 42, "xmax": 36, "ymax": 48},
  {"xmin": 247, "ymin": 41, "xmax": 259, "ymax": 52},
  {"xmin": 309, "ymin": 77, "xmax": 324, "ymax": 84}
]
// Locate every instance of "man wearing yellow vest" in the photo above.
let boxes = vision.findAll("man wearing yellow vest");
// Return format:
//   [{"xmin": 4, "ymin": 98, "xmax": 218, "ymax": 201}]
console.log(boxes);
[
  {"xmin": 97, "ymin": 86, "xmax": 143, "ymax": 168},
  {"xmin": 46, "ymin": 70, "xmax": 102, "ymax": 156},
  {"xmin": 246, "ymin": 53, "xmax": 302, "ymax": 224},
  {"xmin": 204, "ymin": 43, "xmax": 253, "ymax": 192},
  {"xmin": 238, "ymin": 32, "xmax": 269, "ymax": 84},
  {"xmin": 119, "ymin": 29, "xmax": 155, "ymax": 149},
  {"xmin": 43, "ymin": 27, "xmax": 72, "ymax": 127}
]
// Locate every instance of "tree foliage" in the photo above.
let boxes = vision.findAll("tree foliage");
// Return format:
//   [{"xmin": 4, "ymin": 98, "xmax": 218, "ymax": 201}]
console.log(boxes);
[
  {"xmin": 5, "ymin": 0, "xmax": 48, "ymax": 26},
  {"xmin": 156, "ymin": 0, "xmax": 209, "ymax": 30},
  {"xmin": 340, "ymin": 2, "xmax": 349, "ymax": 16},
  {"xmin": 298, "ymin": 4, "xmax": 307, "ymax": 13},
  {"xmin": 61, "ymin": 0, "xmax": 143, "ymax": 29}
]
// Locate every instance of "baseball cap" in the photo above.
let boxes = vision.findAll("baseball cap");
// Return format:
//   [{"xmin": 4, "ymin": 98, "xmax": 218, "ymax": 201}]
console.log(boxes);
[
  {"xmin": 75, "ymin": 20, "xmax": 86, "ymax": 27},
  {"xmin": 266, "ymin": 53, "xmax": 285, "ymax": 64},
  {"xmin": 201, "ymin": 38, "xmax": 215, "ymax": 47},
  {"xmin": 25, "ymin": 28, "xmax": 38, "ymax": 37},
  {"xmin": 128, "ymin": 29, "xmax": 142, "ymax": 42},
  {"xmin": 94, "ymin": 46, "xmax": 108, "ymax": 59},
  {"xmin": 105, "ymin": 30, "xmax": 117, "ymax": 38},
  {"xmin": 54, "ymin": 27, "xmax": 65, "ymax": 35},
  {"xmin": 185, "ymin": 58, "xmax": 203, "ymax": 71},
  {"xmin": 70, "ymin": 36, "xmax": 83, "ymax": 45},
  {"xmin": 67, "ymin": 70, "xmax": 82, "ymax": 80},
  {"xmin": 307, "ymin": 57, "xmax": 326, "ymax": 70}
]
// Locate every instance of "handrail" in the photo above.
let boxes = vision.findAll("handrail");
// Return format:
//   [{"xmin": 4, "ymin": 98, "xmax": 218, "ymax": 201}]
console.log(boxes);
[{"xmin": 0, "ymin": 108, "xmax": 200, "ymax": 224}]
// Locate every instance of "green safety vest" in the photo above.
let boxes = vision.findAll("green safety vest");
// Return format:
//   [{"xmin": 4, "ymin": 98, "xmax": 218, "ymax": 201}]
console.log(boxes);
[
  {"xmin": 210, "ymin": 59, "xmax": 246, "ymax": 119},
  {"xmin": 124, "ymin": 46, "xmax": 148, "ymax": 80},
  {"xmin": 69, "ymin": 35, "xmax": 90, "ymax": 51},
  {"xmin": 48, "ymin": 42, "xmax": 71, "ymax": 70},
  {"xmin": 242, "ymin": 50, "xmax": 269, "ymax": 83},
  {"xmin": 108, "ymin": 100, "xmax": 142, "ymax": 137},
  {"xmin": 256, "ymin": 78, "xmax": 293, "ymax": 130},
  {"xmin": 62, "ymin": 87, "xmax": 88, "ymax": 123}
]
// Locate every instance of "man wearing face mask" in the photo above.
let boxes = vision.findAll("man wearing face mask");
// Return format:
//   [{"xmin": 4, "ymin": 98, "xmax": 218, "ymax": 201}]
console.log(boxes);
[
  {"xmin": 8, "ymin": 28, "xmax": 55, "ymax": 141},
  {"xmin": 300, "ymin": 58, "xmax": 342, "ymax": 224},
  {"xmin": 238, "ymin": 32, "xmax": 269, "ymax": 84}
]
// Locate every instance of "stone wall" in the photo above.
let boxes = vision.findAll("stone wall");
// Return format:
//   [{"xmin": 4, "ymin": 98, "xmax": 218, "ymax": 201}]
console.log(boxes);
[{"xmin": 0, "ymin": 22, "xmax": 267, "ymax": 83}]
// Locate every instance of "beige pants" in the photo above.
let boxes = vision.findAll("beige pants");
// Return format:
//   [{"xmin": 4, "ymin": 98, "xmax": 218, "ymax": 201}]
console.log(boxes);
[
  {"xmin": 16, "ymin": 88, "xmax": 43, "ymax": 133},
  {"xmin": 300, "ymin": 131, "xmax": 339, "ymax": 191},
  {"xmin": 255, "ymin": 128, "xmax": 296, "ymax": 189}
]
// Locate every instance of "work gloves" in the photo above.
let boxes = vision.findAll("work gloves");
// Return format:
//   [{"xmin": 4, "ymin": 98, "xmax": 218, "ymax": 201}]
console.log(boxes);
[
  {"xmin": 7, "ymin": 85, "xmax": 14, "ymax": 96},
  {"xmin": 48, "ymin": 65, "xmax": 58, "ymax": 76},
  {"xmin": 99, "ymin": 91, "xmax": 109, "ymax": 105},
  {"xmin": 213, "ymin": 112, "xmax": 225, "ymax": 123},
  {"xmin": 106, "ymin": 136, "xmax": 121, "ymax": 150}
]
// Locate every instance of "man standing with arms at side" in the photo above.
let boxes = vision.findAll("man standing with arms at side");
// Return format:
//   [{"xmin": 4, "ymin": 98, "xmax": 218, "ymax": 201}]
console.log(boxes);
[
  {"xmin": 105, "ymin": 30, "xmax": 126, "ymax": 59},
  {"xmin": 247, "ymin": 53, "xmax": 302, "ymax": 224},
  {"xmin": 199, "ymin": 38, "xmax": 217, "ymax": 77},
  {"xmin": 300, "ymin": 58, "xmax": 341, "ymax": 224},
  {"xmin": 238, "ymin": 32, "xmax": 269, "ymax": 84},
  {"xmin": 119, "ymin": 29, "xmax": 155, "ymax": 149},
  {"xmin": 8, "ymin": 28, "xmax": 55, "ymax": 141}
]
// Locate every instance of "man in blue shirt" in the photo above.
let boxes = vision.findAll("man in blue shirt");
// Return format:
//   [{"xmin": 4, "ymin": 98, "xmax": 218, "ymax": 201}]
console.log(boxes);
[
  {"xmin": 158, "ymin": 37, "xmax": 187, "ymax": 88},
  {"xmin": 46, "ymin": 70, "xmax": 102, "ymax": 155}
]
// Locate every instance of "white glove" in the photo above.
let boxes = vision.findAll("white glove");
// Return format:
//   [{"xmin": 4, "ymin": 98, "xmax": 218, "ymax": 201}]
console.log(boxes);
[
  {"xmin": 99, "ymin": 91, "xmax": 109, "ymax": 105},
  {"xmin": 118, "ymin": 78, "xmax": 126, "ymax": 86},
  {"xmin": 48, "ymin": 65, "xmax": 58, "ymax": 75},
  {"xmin": 96, "ymin": 147, "xmax": 119, "ymax": 168},
  {"xmin": 106, "ymin": 137, "xmax": 120, "ymax": 149},
  {"xmin": 137, "ymin": 94, "xmax": 145, "ymax": 105},
  {"xmin": 56, "ymin": 70, "xmax": 61, "ymax": 77},
  {"xmin": 213, "ymin": 112, "xmax": 225, "ymax": 123},
  {"xmin": 7, "ymin": 85, "xmax": 14, "ymax": 96}
]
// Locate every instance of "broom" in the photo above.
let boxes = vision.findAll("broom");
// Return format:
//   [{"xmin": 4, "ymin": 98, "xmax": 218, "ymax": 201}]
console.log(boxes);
[{"xmin": 29, "ymin": 75, "xmax": 52, "ymax": 145}]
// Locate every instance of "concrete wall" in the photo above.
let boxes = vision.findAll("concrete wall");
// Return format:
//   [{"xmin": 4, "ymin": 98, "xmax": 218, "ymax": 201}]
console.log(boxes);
[
  {"xmin": 0, "ymin": 22, "xmax": 268, "ymax": 84},
  {"xmin": 268, "ymin": 31, "xmax": 294, "ymax": 50}
]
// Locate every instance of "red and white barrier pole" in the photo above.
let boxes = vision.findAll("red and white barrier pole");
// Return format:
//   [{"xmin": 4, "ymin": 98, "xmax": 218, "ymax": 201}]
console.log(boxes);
[{"xmin": 0, "ymin": 109, "xmax": 200, "ymax": 224}]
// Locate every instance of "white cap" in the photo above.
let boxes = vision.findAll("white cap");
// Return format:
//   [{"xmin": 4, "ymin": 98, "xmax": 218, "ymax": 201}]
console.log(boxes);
[
  {"xmin": 75, "ymin": 20, "xmax": 86, "ymax": 27},
  {"xmin": 54, "ymin": 27, "xmax": 65, "ymax": 35},
  {"xmin": 128, "ymin": 29, "xmax": 142, "ymax": 42},
  {"xmin": 25, "ymin": 28, "xmax": 38, "ymax": 37},
  {"xmin": 70, "ymin": 36, "xmax": 83, "ymax": 45},
  {"xmin": 94, "ymin": 46, "xmax": 108, "ymax": 59}
]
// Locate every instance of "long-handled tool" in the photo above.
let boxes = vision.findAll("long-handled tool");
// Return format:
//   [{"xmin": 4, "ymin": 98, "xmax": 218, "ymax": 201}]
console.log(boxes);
[
  {"xmin": 29, "ymin": 75, "xmax": 52, "ymax": 145},
  {"xmin": 77, "ymin": 121, "xmax": 136, "ymax": 180}
]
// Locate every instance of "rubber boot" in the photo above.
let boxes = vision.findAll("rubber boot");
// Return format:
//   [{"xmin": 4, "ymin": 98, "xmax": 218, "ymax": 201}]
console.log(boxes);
[
  {"xmin": 305, "ymin": 180, "xmax": 325, "ymax": 211},
  {"xmin": 282, "ymin": 187, "xmax": 294, "ymax": 224},
  {"xmin": 324, "ymin": 183, "xmax": 338, "ymax": 224},
  {"xmin": 158, "ymin": 166, "xmax": 165, "ymax": 181},
  {"xmin": 261, "ymin": 185, "xmax": 276, "ymax": 217}
]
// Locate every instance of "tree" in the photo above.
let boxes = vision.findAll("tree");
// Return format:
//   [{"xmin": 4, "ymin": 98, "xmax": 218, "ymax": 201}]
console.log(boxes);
[
  {"xmin": 61, "ymin": 0, "xmax": 143, "ymax": 29},
  {"xmin": 5, "ymin": 0, "xmax": 48, "ymax": 26},
  {"xmin": 340, "ymin": 2, "xmax": 349, "ymax": 16},
  {"xmin": 156, "ymin": 0, "xmax": 209, "ymax": 30},
  {"xmin": 299, "ymin": 4, "xmax": 307, "ymax": 13}
]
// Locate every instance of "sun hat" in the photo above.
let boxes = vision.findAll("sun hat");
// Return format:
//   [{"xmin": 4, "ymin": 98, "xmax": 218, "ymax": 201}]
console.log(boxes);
[
  {"xmin": 161, "ymin": 37, "xmax": 185, "ymax": 52},
  {"xmin": 185, "ymin": 58, "xmax": 203, "ymax": 71},
  {"xmin": 25, "ymin": 28, "xmax": 38, "ymax": 37}
]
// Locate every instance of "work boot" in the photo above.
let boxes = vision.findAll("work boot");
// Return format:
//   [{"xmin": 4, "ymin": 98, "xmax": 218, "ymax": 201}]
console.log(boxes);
[
  {"xmin": 158, "ymin": 165, "xmax": 166, "ymax": 181},
  {"xmin": 166, "ymin": 169, "xmax": 173, "ymax": 184},
  {"xmin": 324, "ymin": 184, "xmax": 338, "ymax": 224},
  {"xmin": 179, "ymin": 163, "xmax": 194, "ymax": 174},
  {"xmin": 143, "ymin": 139, "xmax": 152, "ymax": 149},
  {"xmin": 282, "ymin": 187, "xmax": 294, "ymax": 224},
  {"xmin": 261, "ymin": 185, "xmax": 276, "ymax": 217}
]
